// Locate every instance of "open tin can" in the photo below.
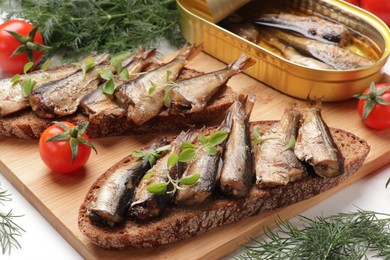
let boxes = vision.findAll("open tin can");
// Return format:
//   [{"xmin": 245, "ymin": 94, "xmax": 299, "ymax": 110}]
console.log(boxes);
[{"xmin": 177, "ymin": 0, "xmax": 390, "ymax": 101}]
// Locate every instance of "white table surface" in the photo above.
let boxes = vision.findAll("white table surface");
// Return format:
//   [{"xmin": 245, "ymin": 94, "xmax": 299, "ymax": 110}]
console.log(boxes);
[{"xmin": 1, "ymin": 28, "xmax": 390, "ymax": 260}]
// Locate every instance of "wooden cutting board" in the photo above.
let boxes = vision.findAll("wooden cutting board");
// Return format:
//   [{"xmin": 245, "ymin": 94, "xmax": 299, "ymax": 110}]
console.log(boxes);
[{"xmin": 1, "ymin": 52, "xmax": 390, "ymax": 259}]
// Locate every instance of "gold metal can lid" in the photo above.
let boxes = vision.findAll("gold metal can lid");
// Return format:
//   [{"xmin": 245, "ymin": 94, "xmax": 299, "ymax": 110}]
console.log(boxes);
[{"xmin": 189, "ymin": 0, "xmax": 251, "ymax": 23}]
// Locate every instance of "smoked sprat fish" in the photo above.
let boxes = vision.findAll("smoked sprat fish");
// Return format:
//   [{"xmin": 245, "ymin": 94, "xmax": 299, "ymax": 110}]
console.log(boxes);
[
  {"xmin": 255, "ymin": 13, "xmax": 352, "ymax": 47},
  {"xmin": 115, "ymin": 42, "xmax": 203, "ymax": 125},
  {"xmin": 169, "ymin": 54, "xmax": 255, "ymax": 114},
  {"xmin": 0, "ymin": 62, "xmax": 85, "ymax": 117},
  {"xmin": 219, "ymin": 95, "xmax": 255, "ymax": 198},
  {"xmin": 259, "ymin": 32, "xmax": 333, "ymax": 70},
  {"xmin": 294, "ymin": 102, "xmax": 344, "ymax": 178},
  {"xmin": 175, "ymin": 112, "xmax": 232, "ymax": 205},
  {"xmin": 80, "ymin": 48, "xmax": 157, "ymax": 124},
  {"xmin": 130, "ymin": 130, "xmax": 197, "ymax": 220},
  {"xmin": 255, "ymin": 105, "xmax": 307, "ymax": 188},
  {"xmin": 88, "ymin": 157, "xmax": 151, "ymax": 226},
  {"xmin": 269, "ymin": 28, "xmax": 374, "ymax": 70},
  {"xmin": 29, "ymin": 54, "xmax": 109, "ymax": 118}
]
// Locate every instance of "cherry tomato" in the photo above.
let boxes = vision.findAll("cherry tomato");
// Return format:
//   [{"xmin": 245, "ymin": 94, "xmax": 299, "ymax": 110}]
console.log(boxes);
[
  {"xmin": 39, "ymin": 121, "xmax": 96, "ymax": 174},
  {"xmin": 343, "ymin": 0, "xmax": 390, "ymax": 27},
  {"xmin": 0, "ymin": 20, "xmax": 44, "ymax": 74},
  {"xmin": 360, "ymin": 0, "xmax": 390, "ymax": 27},
  {"xmin": 356, "ymin": 83, "xmax": 390, "ymax": 130}
]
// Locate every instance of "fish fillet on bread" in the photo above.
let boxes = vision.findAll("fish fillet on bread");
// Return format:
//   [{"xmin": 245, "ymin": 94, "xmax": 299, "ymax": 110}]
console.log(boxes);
[
  {"xmin": 78, "ymin": 117, "xmax": 370, "ymax": 249},
  {"xmin": 0, "ymin": 43, "xmax": 245, "ymax": 139}
]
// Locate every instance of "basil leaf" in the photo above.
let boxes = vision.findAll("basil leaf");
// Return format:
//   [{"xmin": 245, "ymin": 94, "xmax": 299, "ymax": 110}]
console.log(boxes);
[
  {"xmin": 83, "ymin": 58, "xmax": 95, "ymax": 73},
  {"xmin": 119, "ymin": 69, "xmax": 129, "ymax": 80},
  {"xmin": 204, "ymin": 144, "xmax": 217, "ymax": 156},
  {"xmin": 147, "ymin": 182, "xmax": 168, "ymax": 195},
  {"xmin": 23, "ymin": 62, "xmax": 34, "ymax": 74},
  {"xmin": 142, "ymin": 172, "xmax": 153, "ymax": 180},
  {"xmin": 132, "ymin": 150, "xmax": 145, "ymax": 158},
  {"xmin": 11, "ymin": 74, "xmax": 21, "ymax": 85},
  {"xmin": 21, "ymin": 78, "xmax": 35, "ymax": 97},
  {"xmin": 164, "ymin": 88, "xmax": 171, "ymax": 108},
  {"xmin": 198, "ymin": 134, "xmax": 207, "ymax": 145},
  {"xmin": 208, "ymin": 131, "xmax": 228, "ymax": 146},
  {"xmin": 148, "ymin": 81, "xmax": 157, "ymax": 95},
  {"xmin": 179, "ymin": 173, "xmax": 200, "ymax": 185},
  {"xmin": 178, "ymin": 148, "xmax": 196, "ymax": 162},
  {"xmin": 181, "ymin": 142, "xmax": 195, "ymax": 150},
  {"xmin": 167, "ymin": 152, "xmax": 179, "ymax": 168},
  {"xmin": 102, "ymin": 78, "xmax": 115, "ymax": 95}
]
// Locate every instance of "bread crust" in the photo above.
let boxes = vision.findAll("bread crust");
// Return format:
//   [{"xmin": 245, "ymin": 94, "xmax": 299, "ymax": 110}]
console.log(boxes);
[
  {"xmin": 78, "ymin": 121, "xmax": 370, "ymax": 249},
  {"xmin": 0, "ymin": 67, "xmax": 236, "ymax": 139}
]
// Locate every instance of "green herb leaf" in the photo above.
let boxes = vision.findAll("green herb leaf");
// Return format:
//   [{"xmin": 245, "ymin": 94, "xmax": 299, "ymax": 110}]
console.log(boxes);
[
  {"xmin": 197, "ymin": 131, "xmax": 228, "ymax": 156},
  {"xmin": 198, "ymin": 134, "xmax": 207, "ymax": 145},
  {"xmin": 146, "ymin": 182, "xmax": 168, "ymax": 195},
  {"xmin": 164, "ymin": 87, "xmax": 172, "ymax": 108},
  {"xmin": 132, "ymin": 145, "xmax": 170, "ymax": 167},
  {"xmin": 181, "ymin": 142, "xmax": 195, "ymax": 150},
  {"xmin": 386, "ymin": 177, "xmax": 390, "ymax": 189},
  {"xmin": 119, "ymin": 69, "xmax": 130, "ymax": 80},
  {"xmin": 23, "ymin": 62, "xmax": 34, "ymax": 74},
  {"xmin": 102, "ymin": 78, "xmax": 115, "ymax": 95},
  {"xmin": 110, "ymin": 50, "xmax": 131, "ymax": 73},
  {"xmin": 167, "ymin": 152, "xmax": 179, "ymax": 168},
  {"xmin": 11, "ymin": 74, "xmax": 21, "ymax": 85},
  {"xmin": 142, "ymin": 172, "xmax": 153, "ymax": 180},
  {"xmin": 178, "ymin": 148, "xmax": 196, "ymax": 162},
  {"xmin": 20, "ymin": 78, "xmax": 37, "ymax": 97},
  {"xmin": 82, "ymin": 58, "xmax": 95, "ymax": 74},
  {"xmin": 204, "ymin": 144, "xmax": 217, "ymax": 156},
  {"xmin": 179, "ymin": 173, "xmax": 200, "ymax": 185},
  {"xmin": 284, "ymin": 135, "xmax": 296, "ymax": 151},
  {"xmin": 149, "ymin": 81, "xmax": 157, "ymax": 95},
  {"xmin": 0, "ymin": 186, "xmax": 25, "ymax": 255},
  {"xmin": 166, "ymin": 70, "xmax": 173, "ymax": 83},
  {"xmin": 238, "ymin": 209, "xmax": 390, "ymax": 259},
  {"xmin": 207, "ymin": 131, "xmax": 228, "ymax": 146},
  {"xmin": 132, "ymin": 150, "xmax": 146, "ymax": 158},
  {"xmin": 1, "ymin": 0, "xmax": 184, "ymax": 61},
  {"xmin": 41, "ymin": 59, "xmax": 51, "ymax": 72}
]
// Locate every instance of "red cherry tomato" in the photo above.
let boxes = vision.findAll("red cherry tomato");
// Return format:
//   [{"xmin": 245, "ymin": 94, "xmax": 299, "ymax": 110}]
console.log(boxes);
[
  {"xmin": 39, "ymin": 121, "xmax": 96, "ymax": 174},
  {"xmin": 356, "ymin": 83, "xmax": 390, "ymax": 130},
  {"xmin": 343, "ymin": 0, "xmax": 390, "ymax": 27},
  {"xmin": 0, "ymin": 20, "xmax": 44, "ymax": 74}
]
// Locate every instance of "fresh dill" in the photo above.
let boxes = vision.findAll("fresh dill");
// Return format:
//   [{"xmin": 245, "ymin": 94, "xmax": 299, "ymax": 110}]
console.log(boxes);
[
  {"xmin": 237, "ymin": 209, "xmax": 390, "ymax": 260},
  {"xmin": 1, "ymin": 0, "xmax": 184, "ymax": 61},
  {"xmin": 0, "ymin": 186, "xmax": 25, "ymax": 255}
]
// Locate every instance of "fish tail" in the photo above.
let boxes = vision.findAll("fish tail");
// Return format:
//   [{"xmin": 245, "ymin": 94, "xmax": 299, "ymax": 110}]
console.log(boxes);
[
  {"xmin": 244, "ymin": 94, "xmax": 256, "ymax": 119},
  {"xmin": 220, "ymin": 108, "xmax": 234, "ymax": 133},
  {"xmin": 173, "ymin": 127, "xmax": 198, "ymax": 146},
  {"xmin": 176, "ymin": 42, "xmax": 204, "ymax": 62},
  {"xmin": 143, "ymin": 48, "xmax": 157, "ymax": 61},
  {"xmin": 229, "ymin": 54, "xmax": 256, "ymax": 73},
  {"xmin": 93, "ymin": 53, "xmax": 110, "ymax": 65}
]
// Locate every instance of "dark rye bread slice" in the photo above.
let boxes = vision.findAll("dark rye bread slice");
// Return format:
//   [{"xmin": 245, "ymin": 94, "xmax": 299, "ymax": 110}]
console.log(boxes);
[
  {"xmin": 0, "ymin": 67, "xmax": 236, "ymax": 139},
  {"xmin": 78, "ymin": 121, "xmax": 370, "ymax": 249}
]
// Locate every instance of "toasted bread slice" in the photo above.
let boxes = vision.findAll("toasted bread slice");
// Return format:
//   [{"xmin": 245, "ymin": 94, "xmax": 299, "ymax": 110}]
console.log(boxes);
[
  {"xmin": 0, "ymin": 67, "xmax": 236, "ymax": 139},
  {"xmin": 78, "ymin": 121, "xmax": 370, "ymax": 249}
]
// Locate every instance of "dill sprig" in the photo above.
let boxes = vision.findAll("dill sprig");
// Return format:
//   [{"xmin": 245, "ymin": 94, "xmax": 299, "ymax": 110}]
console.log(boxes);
[
  {"xmin": 1, "ymin": 0, "xmax": 184, "ymax": 61},
  {"xmin": 0, "ymin": 187, "xmax": 25, "ymax": 255},
  {"xmin": 237, "ymin": 209, "xmax": 390, "ymax": 260}
]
